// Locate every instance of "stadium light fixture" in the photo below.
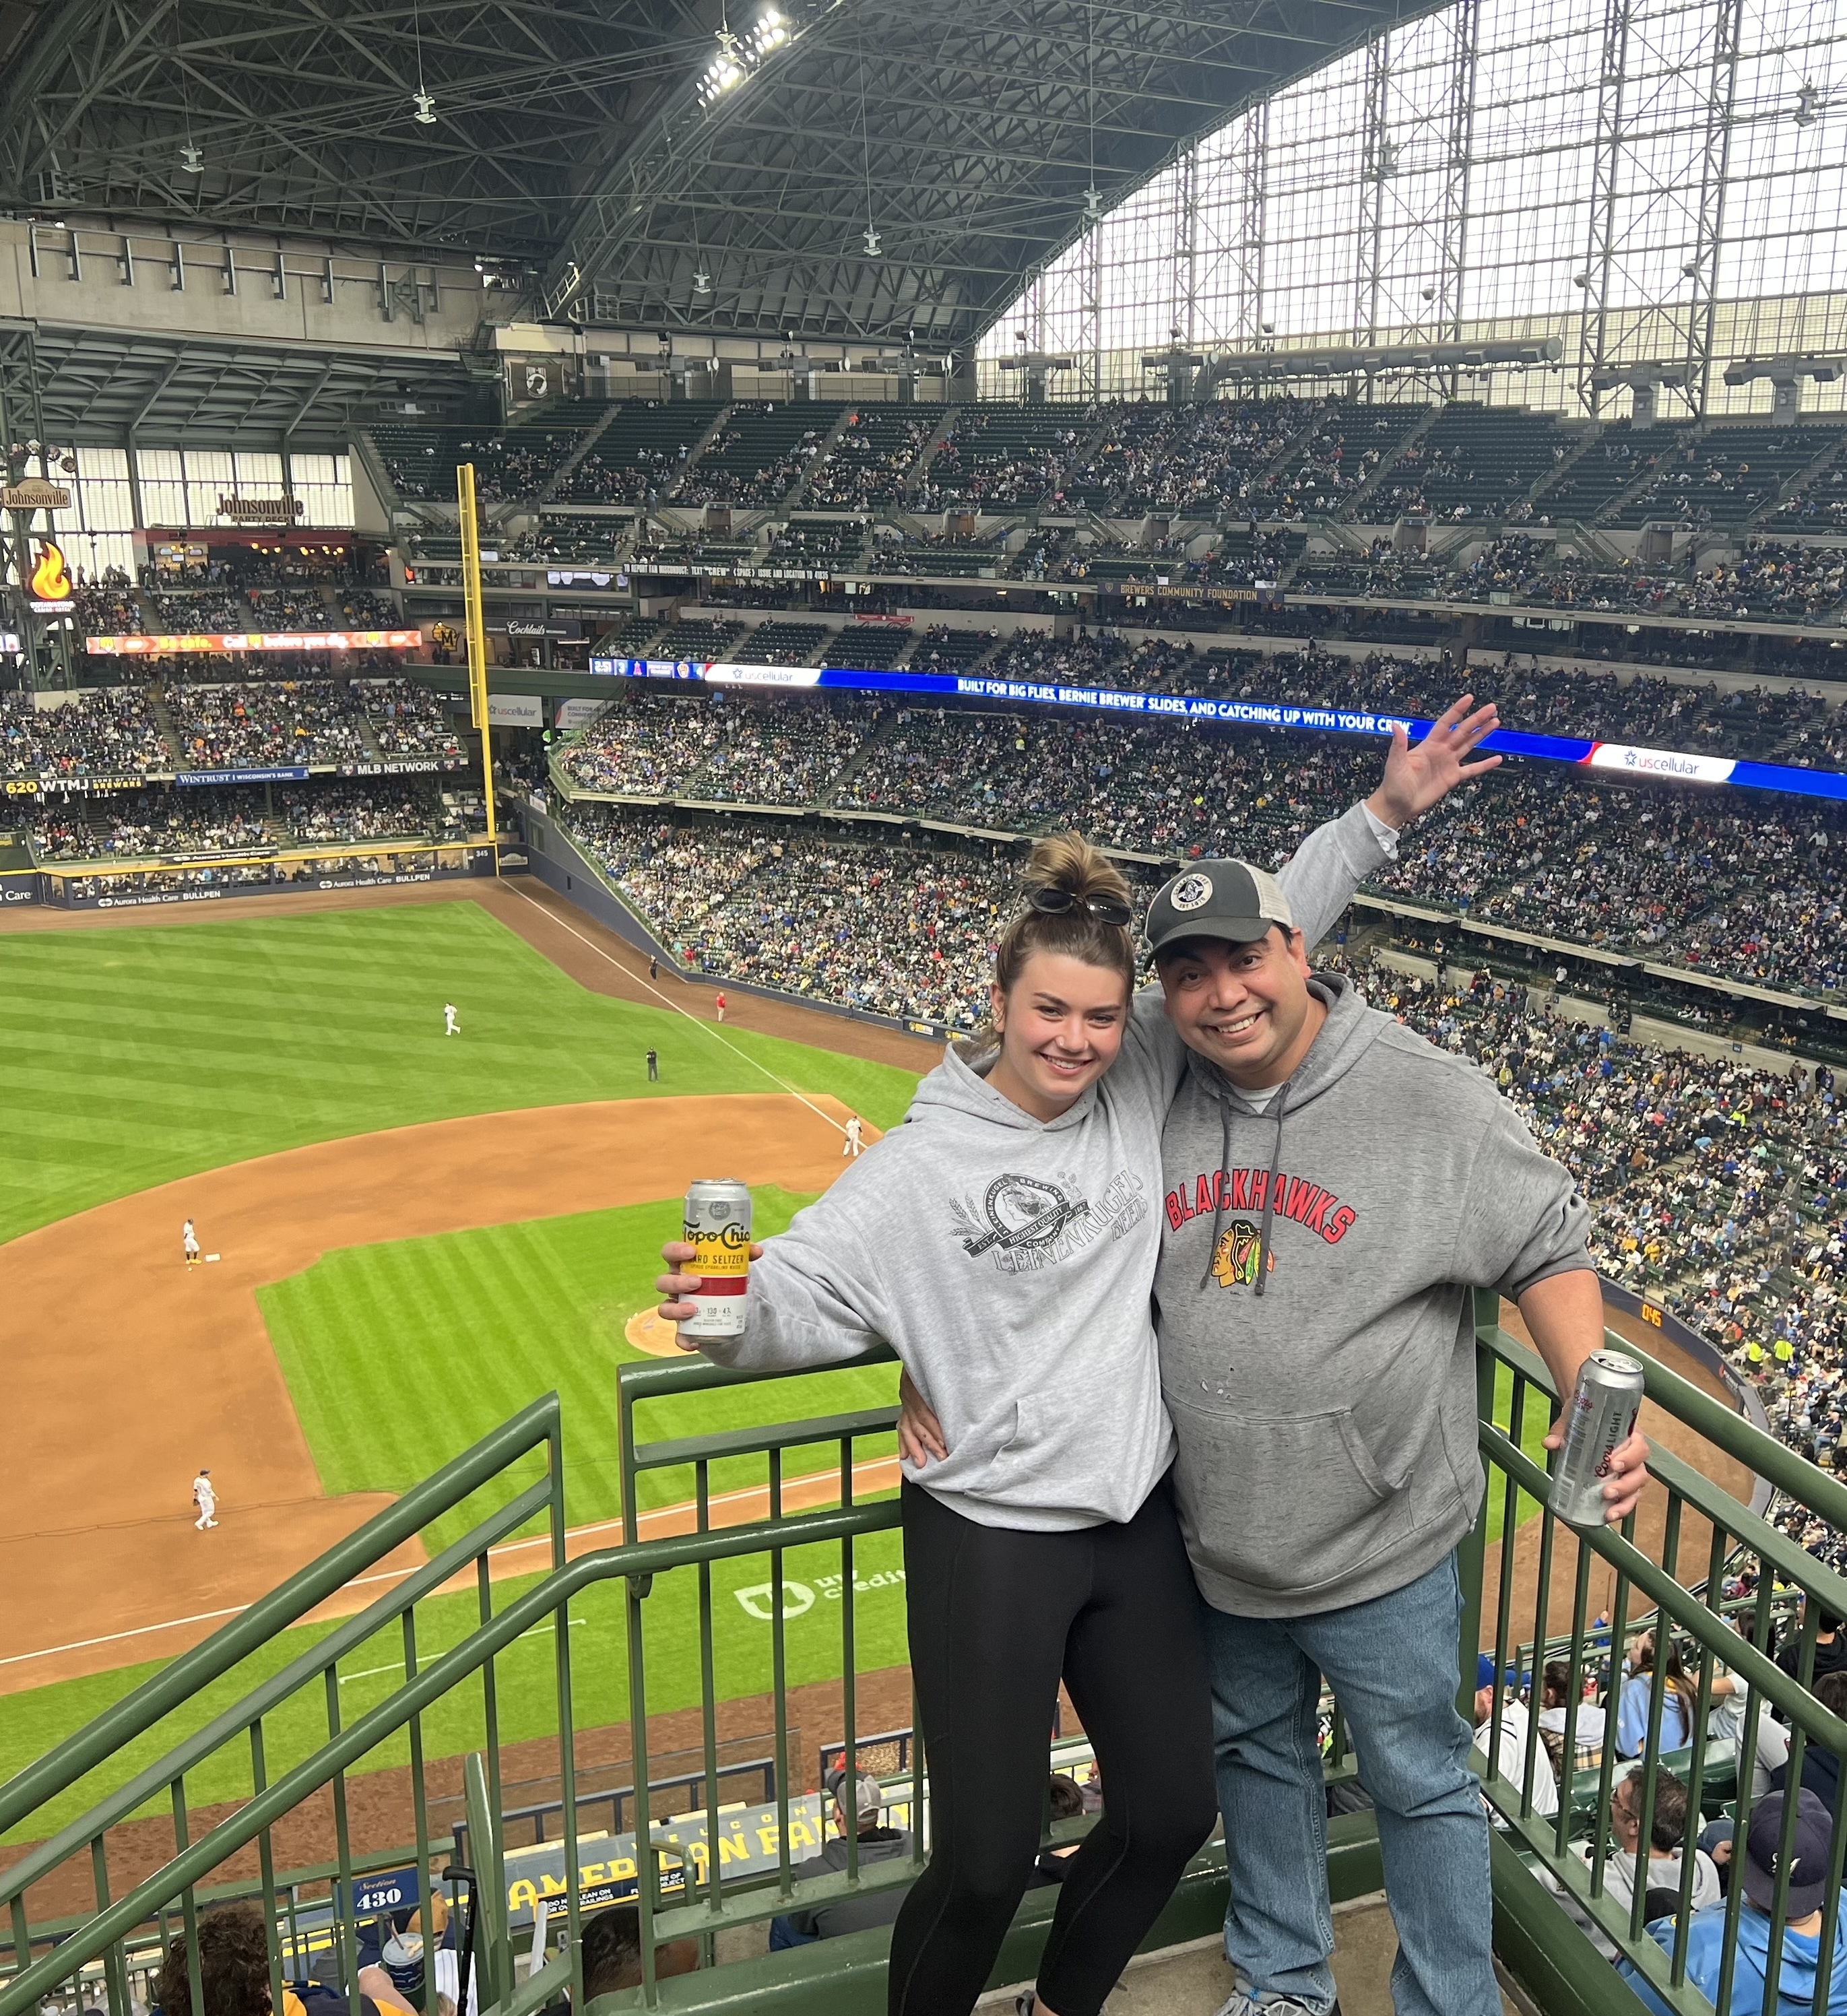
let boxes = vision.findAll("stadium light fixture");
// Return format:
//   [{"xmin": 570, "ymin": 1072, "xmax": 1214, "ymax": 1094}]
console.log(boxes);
[
  {"xmin": 179, "ymin": 143, "xmax": 203, "ymax": 174},
  {"xmin": 693, "ymin": 268, "xmax": 713, "ymax": 296},
  {"xmin": 698, "ymin": 7, "xmax": 787, "ymax": 105},
  {"xmin": 412, "ymin": 89, "xmax": 437, "ymax": 125},
  {"xmin": 863, "ymin": 226, "xmax": 882, "ymax": 257}
]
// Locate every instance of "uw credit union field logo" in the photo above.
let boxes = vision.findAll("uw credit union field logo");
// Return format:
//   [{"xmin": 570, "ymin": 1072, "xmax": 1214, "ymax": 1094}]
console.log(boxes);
[{"xmin": 733, "ymin": 1568, "xmax": 907, "ymax": 1619}]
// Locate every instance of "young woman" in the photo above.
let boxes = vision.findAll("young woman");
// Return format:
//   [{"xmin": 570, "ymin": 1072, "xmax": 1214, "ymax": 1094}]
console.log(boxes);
[
  {"xmin": 1617, "ymin": 1629, "xmax": 1696, "ymax": 1757},
  {"xmin": 657, "ymin": 705, "xmax": 1498, "ymax": 2016}
]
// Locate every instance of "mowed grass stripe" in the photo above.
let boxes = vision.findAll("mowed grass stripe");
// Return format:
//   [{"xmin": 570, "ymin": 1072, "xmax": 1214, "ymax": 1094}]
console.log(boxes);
[
  {"xmin": 0, "ymin": 907, "xmax": 920, "ymax": 1246},
  {"xmin": 2, "ymin": 1523, "xmax": 912, "ymax": 1845},
  {"xmin": 258, "ymin": 1188, "xmax": 901, "ymax": 1554}
]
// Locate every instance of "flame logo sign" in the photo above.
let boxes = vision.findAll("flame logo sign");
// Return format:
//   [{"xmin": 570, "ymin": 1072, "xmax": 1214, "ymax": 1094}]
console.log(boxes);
[{"xmin": 29, "ymin": 539, "xmax": 73, "ymax": 603}]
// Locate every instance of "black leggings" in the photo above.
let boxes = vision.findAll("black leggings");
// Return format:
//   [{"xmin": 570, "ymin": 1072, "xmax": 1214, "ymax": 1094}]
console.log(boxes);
[{"xmin": 886, "ymin": 1475, "xmax": 1217, "ymax": 2016}]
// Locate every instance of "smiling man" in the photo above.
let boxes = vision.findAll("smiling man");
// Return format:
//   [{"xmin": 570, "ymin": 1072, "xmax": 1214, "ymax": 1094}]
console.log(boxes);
[{"xmin": 1144, "ymin": 856, "xmax": 1650, "ymax": 2016}]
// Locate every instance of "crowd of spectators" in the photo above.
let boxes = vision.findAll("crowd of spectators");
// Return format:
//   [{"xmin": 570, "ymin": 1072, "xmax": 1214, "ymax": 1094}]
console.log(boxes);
[
  {"xmin": 766, "ymin": 518, "xmax": 871, "ymax": 566},
  {"xmin": 336, "ymin": 588, "xmax": 401, "ymax": 627},
  {"xmin": 554, "ymin": 678, "xmax": 1847, "ymax": 999},
  {"xmin": 72, "ymin": 571, "xmax": 144, "ymax": 637},
  {"xmin": 246, "ymin": 585, "xmax": 327, "ymax": 628},
  {"xmin": 164, "ymin": 678, "xmax": 370, "ymax": 769},
  {"xmin": 22, "ymin": 777, "xmax": 472, "ymax": 861},
  {"xmin": 915, "ymin": 410, "xmax": 1093, "ymax": 511},
  {"xmin": 980, "ymin": 628, "xmax": 1129, "ymax": 687},
  {"xmin": 1682, "ymin": 544, "xmax": 1847, "ymax": 624},
  {"xmin": 0, "ymin": 688, "xmax": 168, "ymax": 778},
  {"xmin": 361, "ymin": 680, "xmax": 464, "ymax": 756},
  {"xmin": 149, "ymin": 588, "xmax": 246, "ymax": 632},
  {"xmin": 868, "ymin": 528, "xmax": 1010, "ymax": 576},
  {"xmin": 1256, "ymin": 401, "xmax": 1419, "ymax": 519},
  {"xmin": 804, "ymin": 411, "xmax": 941, "ymax": 509},
  {"xmin": 688, "ymin": 701, "xmax": 882, "ymax": 806},
  {"xmin": 556, "ymin": 688, "xmax": 736, "ymax": 795}
]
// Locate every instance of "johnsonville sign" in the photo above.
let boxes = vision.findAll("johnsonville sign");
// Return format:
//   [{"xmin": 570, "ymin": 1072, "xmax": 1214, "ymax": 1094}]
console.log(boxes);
[
  {"xmin": 1, "ymin": 480, "xmax": 72, "ymax": 511},
  {"xmin": 217, "ymin": 494, "xmax": 304, "ymax": 523}
]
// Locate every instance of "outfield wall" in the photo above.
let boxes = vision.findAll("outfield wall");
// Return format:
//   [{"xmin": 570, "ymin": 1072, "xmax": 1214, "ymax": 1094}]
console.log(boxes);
[{"xmin": 9, "ymin": 847, "xmax": 499, "ymax": 910}]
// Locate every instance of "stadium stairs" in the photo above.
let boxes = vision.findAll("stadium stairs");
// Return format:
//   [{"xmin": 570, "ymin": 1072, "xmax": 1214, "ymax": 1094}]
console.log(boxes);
[
  {"xmin": 5, "ymin": 1296, "xmax": 1841, "ymax": 2016},
  {"xmin": 902, "ymin": 408, "xmax": 962, "ymax": 498},
  {"xmin": 1749, "ymin": 432, "xmax": 1847, "ymax": 531},
  {"xmin": 532, "ymin": 408, "xmax": 630, "ymax": 507},
  {"xmin": 664, "ymin": 406, "xmax": 742, "ymax": 502},
  {"xmin": 1338, "ymin": 403, "xmax": 1441, "ymax": 520},
  {"xmin": 778, "ymin": 410, "xmax": 861, "ymax": 513},
  {"xmin": 1522, "ymin": 430, "xmax": 1599, "ymax": 519}
]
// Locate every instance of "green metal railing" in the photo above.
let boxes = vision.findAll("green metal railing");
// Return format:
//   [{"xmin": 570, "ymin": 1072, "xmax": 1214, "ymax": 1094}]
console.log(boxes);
[
  {"xmin": 9, "ymin": 1304, "xmax": 1847, "ymax": 2016},
  {"xmin": 1465, "ymin": 1285, "xmax": 1847, "ymax": 2016}
]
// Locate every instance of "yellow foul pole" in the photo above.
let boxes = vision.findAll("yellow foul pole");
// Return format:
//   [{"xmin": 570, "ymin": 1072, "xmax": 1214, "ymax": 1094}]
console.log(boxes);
[{"xmin": 457, "ymin": 459, "xmax": 500, "ymax": 873}]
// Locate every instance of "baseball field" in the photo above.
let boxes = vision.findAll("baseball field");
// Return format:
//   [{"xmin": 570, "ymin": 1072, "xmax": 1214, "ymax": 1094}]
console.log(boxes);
[
  {"xmin": 0, "ymin": 876, "xmax": 1752, "ymax": 1866},
  {"xmin": 0, "ymin": 880, "xmax": 931, "ymax": 1845}
]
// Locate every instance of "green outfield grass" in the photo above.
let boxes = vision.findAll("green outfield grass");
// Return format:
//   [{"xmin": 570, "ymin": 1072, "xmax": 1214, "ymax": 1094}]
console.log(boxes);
[
  {"xmin": 257, "ymin": 1188, "xmax": 901, "ymax": 1555},
  {"xmin": 1, "ymin": 1516, "xmax": 910, "ymax": 1846},
  {"xmin": 0, "ymin": 903, "xmax": 920, "ymax": 1247}
]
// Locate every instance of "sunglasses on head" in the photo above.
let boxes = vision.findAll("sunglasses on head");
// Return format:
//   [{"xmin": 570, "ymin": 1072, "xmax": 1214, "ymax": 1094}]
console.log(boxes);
[{"xmin": 1026, "ymin": 886, "xmax": 1135, "ymax": 928}]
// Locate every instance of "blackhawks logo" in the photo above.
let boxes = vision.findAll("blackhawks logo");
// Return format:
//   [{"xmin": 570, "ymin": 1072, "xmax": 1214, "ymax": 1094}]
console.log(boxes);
[{"xmin": 1210, "ymin": 1219, "xmax": 1274, "ymax": 1289}]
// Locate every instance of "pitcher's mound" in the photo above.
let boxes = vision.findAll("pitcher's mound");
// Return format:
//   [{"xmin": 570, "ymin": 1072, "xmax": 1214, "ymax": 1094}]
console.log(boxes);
[{"xmin": 625, "ymin": 1307, "xmax": 689, "ymax": 1357}]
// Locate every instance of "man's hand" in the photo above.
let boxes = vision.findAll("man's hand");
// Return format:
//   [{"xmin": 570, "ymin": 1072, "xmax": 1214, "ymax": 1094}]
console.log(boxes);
[
  {"xmin": 1543, "ymin": 1411, "xmax": 1651, "ymax": 1524},
  {"xmin": 1366, "ymin": 694, "xmax": 1502, "ymax": 832},
  {"xmin": 898, "ymin": 1367, "xmax": 948, "ymax": 1466},
  {"xmin": 1522, "ymin": 1269, "xmax": 1652, "ymax": 1524},
  {"xmin": 657, "ymin": 1237, "xmax": 765, "ymax": 1347}
]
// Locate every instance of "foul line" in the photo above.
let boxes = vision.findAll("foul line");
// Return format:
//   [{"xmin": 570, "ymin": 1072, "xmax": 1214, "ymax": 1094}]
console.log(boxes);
[
  {"xmin": 0, "ymin": 1457, "xmax": 902, "ymax": 1670},
  {"xmin": 503, "ymin": 879, "xmax": 847, "ymax": 1138}
]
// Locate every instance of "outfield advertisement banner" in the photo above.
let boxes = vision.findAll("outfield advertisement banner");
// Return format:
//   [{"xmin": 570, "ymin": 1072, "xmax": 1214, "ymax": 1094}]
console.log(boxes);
[
  {"xmin": 4, "ymin": 773, "xmax": 145, "ymax": 797},
  {"xmin": 174, "ymin": 767, "xmax": 313, "ymax": 786},
  {"xmin": 53, "ymin": 854, "xmax": 494, "ymax": 909},
  {"xmin": 498, "ymin": 1794, "xmax": 830, "ymax": 1923},
  {"xmin": 85, "ymin": 630, "xmax": 424, "ymax": 655},
  {"xmin": 584, "ymin": 655, "xmax": 1847, "ymax": 803}
]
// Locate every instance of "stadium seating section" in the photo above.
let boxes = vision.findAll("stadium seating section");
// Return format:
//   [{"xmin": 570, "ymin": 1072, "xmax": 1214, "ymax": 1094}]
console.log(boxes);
[
  {"xmin": 554, "ymin": 401, "xmax": 727, "ymax": 505},
  {"xmin": 674, "ymin": 403, "xmax": 843, "ymax": 507},
  {"xmin": 804, "ymin": 408, "xmax": 944, "ymax": 507}
]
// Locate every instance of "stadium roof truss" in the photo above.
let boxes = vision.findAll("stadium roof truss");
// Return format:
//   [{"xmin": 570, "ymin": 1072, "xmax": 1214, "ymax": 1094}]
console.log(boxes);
[
  {"xmin": 0, "ymin": 320, "xmax": 472, "ymax": 445},
  {"xmin": 0, "ymin": 0, "xmax": 1450, "ymax": 351}
]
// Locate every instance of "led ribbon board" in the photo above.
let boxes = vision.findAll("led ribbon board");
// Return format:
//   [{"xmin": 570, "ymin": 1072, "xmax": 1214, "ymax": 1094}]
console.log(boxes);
[
  {"xmin": 586, "ymin": 655, "xmax": 1847, "ymax": 805},
  {"xmin": 86, "ymin": 630, "xmax": 424, "ymax": 655}
]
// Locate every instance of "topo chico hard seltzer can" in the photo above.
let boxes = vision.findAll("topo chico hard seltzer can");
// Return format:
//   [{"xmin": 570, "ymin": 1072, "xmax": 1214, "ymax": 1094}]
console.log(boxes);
[
  {"xmin": 680, "ymin": 1178, "xmax": 753, "ymax": 1340},
  {"xmin": 1548, "ymin": 1349, "xmax": 1647, "ymax": 1528}
]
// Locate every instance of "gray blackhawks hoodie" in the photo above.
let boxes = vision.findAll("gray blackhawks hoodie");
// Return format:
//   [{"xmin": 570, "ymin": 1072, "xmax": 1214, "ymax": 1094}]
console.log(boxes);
[
  {"xmin": 692, "ymin": 802, "xmax": 1390, "ymax": 1533},
  {"xmin": 1153, "ymin": 975, "xmax": 1591, "ymax": 1617}
]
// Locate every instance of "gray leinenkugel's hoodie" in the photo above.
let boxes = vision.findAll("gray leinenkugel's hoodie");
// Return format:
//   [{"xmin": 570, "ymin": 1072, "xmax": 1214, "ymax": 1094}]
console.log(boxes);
[
  {"xmin": 692, "ymin": 804, "xmax": 1390, "ymax": 1532},
  {"xmin": 1154, "ymin": 975, "xmax": 1591, "ymax": 1616}
]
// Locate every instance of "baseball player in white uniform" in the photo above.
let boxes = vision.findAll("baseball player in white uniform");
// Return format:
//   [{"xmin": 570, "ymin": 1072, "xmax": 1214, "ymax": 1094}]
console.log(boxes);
[
  {"xmin": 193, "ymin": 1468, "xmax": 218, "ymax": 1530},
  {"xmin": 183, "ymin": 1218, "xmax": 201, "ymax": 1266},
  {"xmin": 843, "ymin": 1114, "xmax": 863, "ymax": 1158},
  {"xmin": 444, "ymin": 1003, "xmax": 460, "ymax": 1036}
]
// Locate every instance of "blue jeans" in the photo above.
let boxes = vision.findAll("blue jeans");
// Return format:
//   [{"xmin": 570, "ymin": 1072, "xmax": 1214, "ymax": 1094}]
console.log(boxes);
[{"xmin": 1200, "ymin": 1551, "xmax": 1495, "ymax": 2016}]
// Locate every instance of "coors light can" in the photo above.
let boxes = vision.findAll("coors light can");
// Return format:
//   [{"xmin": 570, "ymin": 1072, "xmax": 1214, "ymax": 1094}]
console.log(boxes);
[
  {"xmin": 680, "ymin": 1178, "xmax": 752, "ymax": 1340},
  {"xmin": 1549, "ymin": 1350, "xmax": 1646, "ymax": 1528}
]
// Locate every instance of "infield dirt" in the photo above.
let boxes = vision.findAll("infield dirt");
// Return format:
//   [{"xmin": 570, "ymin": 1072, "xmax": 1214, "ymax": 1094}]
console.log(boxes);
[{"xmin": 0, "ymin": 1092, "xmax": 882, "ymax": 1691}]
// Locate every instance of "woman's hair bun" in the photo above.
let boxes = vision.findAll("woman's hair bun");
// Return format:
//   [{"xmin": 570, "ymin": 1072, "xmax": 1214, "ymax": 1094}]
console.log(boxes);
[{"xmin": 1020, "ymin": 831, "xmax": 1132, "ymax": 909}]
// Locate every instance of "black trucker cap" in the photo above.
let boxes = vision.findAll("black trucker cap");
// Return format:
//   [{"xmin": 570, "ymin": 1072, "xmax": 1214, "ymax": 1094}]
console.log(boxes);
[{"xmin": 1145, "ymin": 859, "xmax": 1295, "ymax": 961}]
